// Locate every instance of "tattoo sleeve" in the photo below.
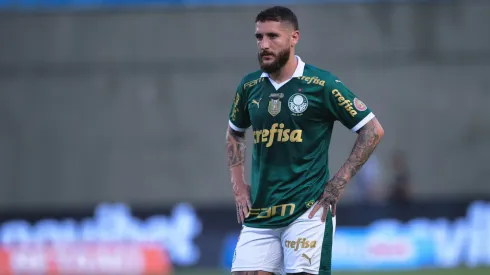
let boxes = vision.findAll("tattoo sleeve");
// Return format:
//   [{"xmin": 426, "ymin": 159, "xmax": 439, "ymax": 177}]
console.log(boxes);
[
  {"xmin": 333, "ymin": 118, "xmax": 384, "ymax": 183},
  {"xmin": 226, "ymin": 126, "xmax": 246, "ymax": 168},
  {"xmin": 226, "ymin": 126, "xmax": 247, "ymax": 186}
]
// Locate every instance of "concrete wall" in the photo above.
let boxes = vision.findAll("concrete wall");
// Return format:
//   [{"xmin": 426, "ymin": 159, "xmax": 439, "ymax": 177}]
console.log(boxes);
[{"xmin": 0, "ymin": 1, "xmax": 489, "ymax": 208}]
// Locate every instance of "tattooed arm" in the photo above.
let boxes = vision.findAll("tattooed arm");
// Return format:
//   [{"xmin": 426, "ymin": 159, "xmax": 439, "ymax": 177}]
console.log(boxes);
[
  {"xmin": 334, "ymin": 118, "xmax": 384, "ymax": 188},
  {"xmin": 226, "ymin": 125, "xmax": 252, "ymax": 224},
  {"xmin": 309, "ymin": 118, "xmax": 384, "ymax": 221}
]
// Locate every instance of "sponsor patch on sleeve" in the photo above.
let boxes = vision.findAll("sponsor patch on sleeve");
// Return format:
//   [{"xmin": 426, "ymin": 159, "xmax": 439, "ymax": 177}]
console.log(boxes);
[{"xmin": 353, "ymin": 98, "xmax": 367, "ymax": 111}]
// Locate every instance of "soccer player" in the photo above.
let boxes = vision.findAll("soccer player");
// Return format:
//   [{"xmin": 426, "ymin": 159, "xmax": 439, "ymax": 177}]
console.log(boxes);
[{"xmin": 226, "ymin": 6, "xmax": 384, "ymax": 275}]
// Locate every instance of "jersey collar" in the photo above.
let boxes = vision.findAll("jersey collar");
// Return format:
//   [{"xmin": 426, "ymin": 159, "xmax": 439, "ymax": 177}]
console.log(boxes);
[{"xmin": 260, "ymin": 55, "xmax": 305, "ymax": 78}]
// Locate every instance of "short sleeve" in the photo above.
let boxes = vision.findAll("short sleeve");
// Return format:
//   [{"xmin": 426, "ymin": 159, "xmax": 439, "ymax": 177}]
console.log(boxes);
[
  {"xmin": 228, "ymin": 81, "xmax": 251, "ymax": 131},
  {"xmin": 324, "ymin": 78, "xmax": 375, "ymax": 132}
]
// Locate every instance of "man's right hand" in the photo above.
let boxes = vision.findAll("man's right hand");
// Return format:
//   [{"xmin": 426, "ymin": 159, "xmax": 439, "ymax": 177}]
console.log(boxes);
[{"xmin": 233, "ymin": 182, "xmax": 252, "ymax": 224}]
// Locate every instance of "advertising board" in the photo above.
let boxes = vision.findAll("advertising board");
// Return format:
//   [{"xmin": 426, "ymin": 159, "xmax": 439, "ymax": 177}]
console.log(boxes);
[{"xmin": 1, "ymin": 200, "xmax": 489, "ymax": 273}]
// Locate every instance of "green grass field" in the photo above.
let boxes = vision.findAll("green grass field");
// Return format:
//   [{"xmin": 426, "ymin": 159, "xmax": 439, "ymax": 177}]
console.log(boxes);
[{"xmin": 174, "ymin": 267, "xmax": 490, "ymax": 275}]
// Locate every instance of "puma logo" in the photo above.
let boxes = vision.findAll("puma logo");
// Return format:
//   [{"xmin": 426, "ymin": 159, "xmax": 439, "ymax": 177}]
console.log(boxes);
[
  {"xmin": 251, "ymin": 98, "xmax": 261, "ymax": 108},
  {"xmin": 301, "ymin": 253, "xmax": 312, "ymax": 265}
]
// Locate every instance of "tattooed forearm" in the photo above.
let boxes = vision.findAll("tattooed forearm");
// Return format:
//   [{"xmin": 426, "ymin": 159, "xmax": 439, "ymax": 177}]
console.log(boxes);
[
  {"xmin": 311, "ymin": 118, "xmax": 384, "ymax": 218},
  {"xmin": 226, "ymin": 126, "xmax": 247, "ymax": 168},
  {"xmin": 324, "ymin": 177, "xmax": 348, "ymax": 197},
  {"xmin": 334, "ymin": 118, "xmax": 384, "ymax": 183}
]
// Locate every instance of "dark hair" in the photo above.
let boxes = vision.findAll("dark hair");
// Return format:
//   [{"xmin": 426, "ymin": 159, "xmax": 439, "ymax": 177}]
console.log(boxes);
[{"xmin": 255, "ymin": 6, "xmax": 299, "ymax": 31}]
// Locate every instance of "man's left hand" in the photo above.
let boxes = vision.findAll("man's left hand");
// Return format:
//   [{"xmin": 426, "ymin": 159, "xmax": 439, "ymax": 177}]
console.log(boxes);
[{"xmin": 308, "ymin": 177, "xmax": 347, "ymax": 222}]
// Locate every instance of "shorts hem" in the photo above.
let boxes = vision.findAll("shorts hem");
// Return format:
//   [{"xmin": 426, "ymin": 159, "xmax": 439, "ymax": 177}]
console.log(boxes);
[
  {"xmin": 231, "ymin": 267, "xmax": 281, "ymax": 273},
  {"xmin": 284, "ymin": 268, "xmax": 319, "ymax": 274}
]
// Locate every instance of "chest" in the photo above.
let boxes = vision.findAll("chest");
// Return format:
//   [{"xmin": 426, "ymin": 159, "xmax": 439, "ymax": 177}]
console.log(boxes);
[{"xmin": 247, "ymin": 78, "xmax": 325, "ymax": 128}]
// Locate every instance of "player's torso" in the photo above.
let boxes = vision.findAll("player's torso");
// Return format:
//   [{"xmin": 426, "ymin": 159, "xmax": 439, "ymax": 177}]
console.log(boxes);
[
  {"xmin": 246, "ymin": 76, "xmax": 326, "ymax": 152},
  {"xmin": 243, "ymin": 69, "xmax": 334, "ymax": 228}
]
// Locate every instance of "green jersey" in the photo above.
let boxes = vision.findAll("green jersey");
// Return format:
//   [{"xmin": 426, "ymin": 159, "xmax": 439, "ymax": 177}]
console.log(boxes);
[{"xmin": 228, "ymin": 56, "xmax": 374, "ymax": 228}]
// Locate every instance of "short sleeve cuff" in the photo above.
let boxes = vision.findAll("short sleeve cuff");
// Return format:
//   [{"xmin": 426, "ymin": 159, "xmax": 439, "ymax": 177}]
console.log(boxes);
[
  {"xmin": 229, "ymin": 120, "xmax": 248, "ymax": 132},
  {"xmin": 351, "ymin": 112, "xmax": 375, "ymax": 132}
]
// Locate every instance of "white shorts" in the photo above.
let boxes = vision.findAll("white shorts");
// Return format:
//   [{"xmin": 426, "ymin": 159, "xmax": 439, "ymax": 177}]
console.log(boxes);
[{"xmin": 231, "ymin": 204, "xmax": 336, "ymax": 275}]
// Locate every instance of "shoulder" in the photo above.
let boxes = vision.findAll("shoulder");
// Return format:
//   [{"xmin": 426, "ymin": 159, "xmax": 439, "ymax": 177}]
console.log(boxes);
[
  {"xmin": 299, "ymin": 64, "xmax": 340, "ymax": 89},
  {"xmin": 239, "ymin": 69, "xmax": 265, "ymax": 91},
  {"xmin": 302, "ymin": 64, "xmax": 355, "ymax": 98},
  {"xmin": 303, "ymin": 64, "xmax": 340, "ymax": 83}
]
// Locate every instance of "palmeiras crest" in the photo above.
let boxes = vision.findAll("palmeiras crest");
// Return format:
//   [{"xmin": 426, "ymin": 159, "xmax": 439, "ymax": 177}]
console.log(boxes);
[{"xmin": 268, "ymin": 93, "xmax": 284, "ymax": 117}]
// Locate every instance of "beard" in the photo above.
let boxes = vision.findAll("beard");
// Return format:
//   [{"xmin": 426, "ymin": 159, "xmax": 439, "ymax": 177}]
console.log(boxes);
[{"xmin": 258, "ymin": 47, "xmax": 291, "ymax": 74}]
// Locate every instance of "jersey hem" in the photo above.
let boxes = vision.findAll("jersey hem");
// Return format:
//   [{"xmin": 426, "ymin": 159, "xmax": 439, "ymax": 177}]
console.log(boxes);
[
  {"xmin": 243, "ymin": 179, "xmax": 327, "ymax": 229},
  {"xmin": 242, "ymin": 222, "xmax": 288, "ymax": 229},
  {"xmin": 243, "ymin": 206, "xmax": 311, "ymax": 228},
  {"xmin": 351, "ymin": 112, "xmax": 375, "ymax": 132},
  {"xmin": 229, "ymin": 120, "xmax": 248, "ymax": 132}
]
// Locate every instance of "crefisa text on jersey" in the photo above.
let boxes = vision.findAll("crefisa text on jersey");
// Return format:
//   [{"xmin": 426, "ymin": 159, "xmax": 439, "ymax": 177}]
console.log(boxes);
[
  {"xmin": 253, "ymin": 123, "xmax": 303, "ymax": 148},
  {"xmin": 332, "ymin": 89, "xmax": 359, "ymax": 117},
  {"xmin": 297, "ymin": 75, "xmax": 325, "ymax": 86}
]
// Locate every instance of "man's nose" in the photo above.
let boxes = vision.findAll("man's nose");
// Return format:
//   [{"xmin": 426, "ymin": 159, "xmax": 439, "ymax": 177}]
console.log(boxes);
[{"xmin": 260, "ymin": 38, "xmax": 270, "ymax": 50}]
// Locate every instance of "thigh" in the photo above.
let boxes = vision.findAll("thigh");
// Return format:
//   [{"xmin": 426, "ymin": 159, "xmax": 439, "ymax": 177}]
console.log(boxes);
[
  {"xmin": 231, "ymin": 225, "xmax": 283, "ymax": 274},
  {"xmin": 282, "ymin": 205, "xmax": 336, "ymax": 275}
]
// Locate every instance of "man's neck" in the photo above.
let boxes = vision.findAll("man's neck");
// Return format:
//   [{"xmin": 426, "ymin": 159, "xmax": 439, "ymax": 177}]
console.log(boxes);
[{"xmin": 268, "ymin": 55, "xmax": 298, "ymax": 83}]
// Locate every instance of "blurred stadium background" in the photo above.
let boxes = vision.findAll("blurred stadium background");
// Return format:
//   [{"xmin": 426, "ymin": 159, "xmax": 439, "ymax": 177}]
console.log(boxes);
[{"xmin": 0, "ymin": 0, "xmax": 489, "ymax": 274}]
